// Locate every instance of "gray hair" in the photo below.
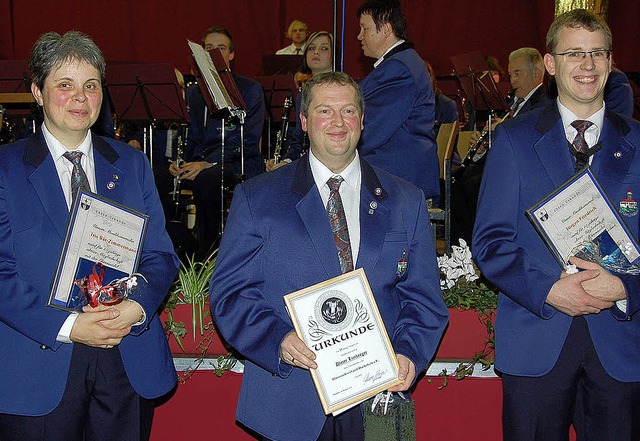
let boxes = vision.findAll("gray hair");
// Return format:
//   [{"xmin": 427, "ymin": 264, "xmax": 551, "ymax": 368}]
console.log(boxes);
[
  {"xmin": 300, "ymin": 71, "xmax": 364, "ymax": 117},
  {"xmin": 29, "ymin": 31, "xmax": 106, "ymax": 91},
  {"xmin": 509, "ymin": 47, "xmax": 544, "ymax": 73}
]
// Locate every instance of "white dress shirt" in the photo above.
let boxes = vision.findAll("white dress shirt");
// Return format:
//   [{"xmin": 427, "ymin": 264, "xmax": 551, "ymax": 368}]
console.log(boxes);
[
  {"xmin": 557, "ymin": 99, "xmax": 627, "ymax": 312},
  {"xmin": 309, "ymin": 150, "xmax": 362, "ymax": 266}
]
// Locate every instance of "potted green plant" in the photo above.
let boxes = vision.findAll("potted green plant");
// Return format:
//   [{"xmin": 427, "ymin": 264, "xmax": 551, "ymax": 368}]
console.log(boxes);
[
  {"xmin": 163, "ymin": 250, "xmax": 238, "ymax": 379},
  {"xmin": 435, "ymin": 238, "xmax": 498, "ymax": 388}
]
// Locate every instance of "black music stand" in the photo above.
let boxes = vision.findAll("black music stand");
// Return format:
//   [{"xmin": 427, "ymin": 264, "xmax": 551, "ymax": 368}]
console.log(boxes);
[
  {"xmin": 188, "ymin": 41, "xmax": 250, "ymax": 238},
  {"xmin": 450, "ymin": 52, "xmax": 511, "ymax": 128},
  {"xmin": 257, "ymin": 75, "xmax": 296, "ymax": 159},
  {"xmin": 262, "ymin": 54, "xmax": 302, "ymax": 75},
  {"xmin": 107, "ymin": 62, "xmax": 189, "ymax": 166}
]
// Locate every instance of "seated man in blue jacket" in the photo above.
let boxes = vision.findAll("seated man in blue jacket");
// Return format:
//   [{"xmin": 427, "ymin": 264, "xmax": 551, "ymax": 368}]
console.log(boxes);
[{"xmin": 158, "ymin": 26, "xmax": 264, "ymax": 260}]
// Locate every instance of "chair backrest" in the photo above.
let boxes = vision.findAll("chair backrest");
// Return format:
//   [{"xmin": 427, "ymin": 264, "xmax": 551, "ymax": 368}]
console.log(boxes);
[
  {"xmin": 435, "ymin": 122, "xmax": 459, "ymax": 179},
  {"xmin": 456, "ymin": 130, "xmax": 475, "ymax": 164}
]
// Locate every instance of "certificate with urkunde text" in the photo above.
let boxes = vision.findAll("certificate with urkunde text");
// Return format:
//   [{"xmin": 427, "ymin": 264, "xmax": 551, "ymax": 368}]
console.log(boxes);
[
  {"xmin": 49, "ymin": 191, "xmax": 148, "ymax": 311},
  {"xmin": 525, "ymin": 168, "xmax": 640, "ymax": 268},
  {"xmin": 284, "ymin": 268, "xmax": 400, "ymax": 415}
]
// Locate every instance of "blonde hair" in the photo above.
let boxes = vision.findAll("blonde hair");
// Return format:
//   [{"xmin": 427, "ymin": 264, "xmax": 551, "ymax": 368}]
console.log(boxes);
[{"xmin": 286, "ymin": 20, "xmax": 308, "ymax": 39}]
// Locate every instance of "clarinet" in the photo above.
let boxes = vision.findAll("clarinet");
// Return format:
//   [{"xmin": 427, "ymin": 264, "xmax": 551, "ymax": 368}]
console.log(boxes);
[
  {"xmin": 459, "ymin": 90, "xmax": 516, "ymax": 169},
  {"xmin": 171, "ymin": 135, "xmax": 185, "ymax": 222},
  {"xmin": 273, "ymin": 93, "xmax": 293, "ymax": 164}
]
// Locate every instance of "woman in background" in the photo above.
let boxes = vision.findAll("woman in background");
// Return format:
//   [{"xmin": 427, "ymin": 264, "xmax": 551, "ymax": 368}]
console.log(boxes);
[{"xmin": 267, "ymin": 31, "xmax": 334, "ymax": 171}]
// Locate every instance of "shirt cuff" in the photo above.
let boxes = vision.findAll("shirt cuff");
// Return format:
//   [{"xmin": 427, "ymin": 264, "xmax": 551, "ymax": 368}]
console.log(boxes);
[
  {"xmin": 615, "ymin": 299, "xmax": 628, "ymax": 313},
  {"xmin": 57, "ymin": 312, "xmax": 79, "ymax": 343},
  {"xmin": 129, "ymin": 299, "xmax": 147, "ymax": 326}
]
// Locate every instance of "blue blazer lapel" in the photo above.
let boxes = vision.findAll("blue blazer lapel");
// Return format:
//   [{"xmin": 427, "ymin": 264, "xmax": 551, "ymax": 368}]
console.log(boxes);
[
  {"xmin": 357, "ymin": 159, "xmax": 389, "ymax": 271},
  {"xmin": 92, "ymin": 135, "xmax": 124, "ymax": 203},
  {"xmin": 24, "ymin": 131, "xmax": 69, "ymax": 239},
  {"xmin": 591, "ymin": 110, "xmax": 634, "ymax": 195},
  {"xmin": 292, "ymin": 156, "xmax": 342, "ymax": 276},
  {"xmin": 533, "ymin": 103, "xmax": 576, "ymax": 187}
]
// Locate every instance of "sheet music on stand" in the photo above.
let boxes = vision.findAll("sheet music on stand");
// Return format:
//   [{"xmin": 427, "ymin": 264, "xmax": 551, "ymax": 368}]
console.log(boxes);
[
  {"xmin": 187, "ymin": 40, "xmax": 248, "ymax": 235},
  {"xmin": 187, "ymin": 40, "xmax": 245, "ymax": 121}
]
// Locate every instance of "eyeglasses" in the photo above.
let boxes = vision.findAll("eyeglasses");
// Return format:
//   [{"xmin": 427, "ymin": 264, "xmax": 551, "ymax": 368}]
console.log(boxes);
[{"xmin": 553, "ymin": 50, "xmax": 611, "ymax": 62}]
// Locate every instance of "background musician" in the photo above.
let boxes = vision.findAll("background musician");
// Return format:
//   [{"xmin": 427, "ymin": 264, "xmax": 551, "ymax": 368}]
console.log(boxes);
[
  {"xmin": 156, "ymin": 25, "xmax": 264, "ymax": 261},
  {"xmin": 276, "ymin": 20, "xmax": 309, "ymax": 55},
  {"xmin": 266, "ymin": 31, "xmax": 335, "ymax": 172},
  {"xmin": 356, "ymin": 0, "xmax": 440, "ymax": 202},
  {"xmin": 451, "ymin": 47, "xmax": 547, "ymax": 246}
]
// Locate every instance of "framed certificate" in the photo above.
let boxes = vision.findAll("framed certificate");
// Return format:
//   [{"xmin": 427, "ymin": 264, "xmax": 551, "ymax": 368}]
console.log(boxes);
[
  {"xmin": 49, "ymin": 191, "xmax": 148, "ymax": 311},
  {"xmin": 283, "ymin": 268, "xmax": 401, "ymax": 415},
  {"xmin": 525, "ymin": 168, "xmax": 640, "ymax": 268}
]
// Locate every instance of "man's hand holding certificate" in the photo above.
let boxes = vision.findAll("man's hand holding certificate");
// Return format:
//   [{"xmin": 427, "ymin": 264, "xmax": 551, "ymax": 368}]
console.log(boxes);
[
  {"xmin": 526, "ymin": 169, "xmax": 640, "ymax": 273},
  {"xmin": 284, "ymin": 269, "xmax": 401, "ymax": 415}
]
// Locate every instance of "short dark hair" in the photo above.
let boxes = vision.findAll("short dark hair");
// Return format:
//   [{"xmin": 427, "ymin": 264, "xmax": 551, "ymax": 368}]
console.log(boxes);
[
  {"xmin": 546, "ymin": 9, "xmax": 612, "ymax": 54},
  {"xmin": 29, "ymin": 31, "xmax": 105, "ymax": 91},
  {"xmin": 300, "ymin": 71, "xmax": 364, "ymax": 117},
  {"xmin": 356, "ymin": 0, "xmax": 408, "ymax": 41},
  {"xmin": 203, "ymin": 26, "xmax": 234, "ymax": 53}
]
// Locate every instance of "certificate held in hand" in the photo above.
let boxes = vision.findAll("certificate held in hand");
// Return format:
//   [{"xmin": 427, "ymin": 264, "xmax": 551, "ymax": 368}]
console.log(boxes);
[
  {"xmin": 49, "ymin": 191, "xmax": 148, "ymax": 311},
  {"xmin": 526, "ymin": 168, "xmax": 640, "ymax": 271},
  {"xmin": 284, "ymin": 268, "xmax": 401, "ymax": 415}
]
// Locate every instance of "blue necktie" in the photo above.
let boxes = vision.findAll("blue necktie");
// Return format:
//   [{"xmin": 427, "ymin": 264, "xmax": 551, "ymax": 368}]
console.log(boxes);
[{"xmin": 326, "ymin": 177, "xmax": 353, "ymax": 273}]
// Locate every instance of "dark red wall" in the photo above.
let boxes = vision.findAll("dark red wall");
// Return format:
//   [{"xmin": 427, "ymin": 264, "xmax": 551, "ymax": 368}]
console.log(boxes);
[{"xmin": 1, "ymin": 0, "xmax": 637, "ymax": 81}]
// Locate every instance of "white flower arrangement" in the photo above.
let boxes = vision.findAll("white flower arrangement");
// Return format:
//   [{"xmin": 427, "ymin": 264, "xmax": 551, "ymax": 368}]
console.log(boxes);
[{"xmin": 437, "ymin": 239, "xmax": 479, "ymax": 289}]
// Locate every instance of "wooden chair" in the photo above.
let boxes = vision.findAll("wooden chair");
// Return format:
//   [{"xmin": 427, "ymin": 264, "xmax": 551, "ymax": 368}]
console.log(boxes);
[
  {"xmin": 456, "ymin": 130, "xmax": 475, "ymax": 164},
  {"xmin": 428, "ymin": 122, "xmax": 459, "ymax": 254}
]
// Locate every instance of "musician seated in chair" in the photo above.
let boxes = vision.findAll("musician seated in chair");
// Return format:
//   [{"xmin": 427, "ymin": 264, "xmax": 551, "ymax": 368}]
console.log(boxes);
[
  {"xmin": 451, "ymin": 47, "xmax": 547, "ymax": 246},
  {"xmin": 155, "ymin": 25, "xmax": 264, "ymax": 261}
]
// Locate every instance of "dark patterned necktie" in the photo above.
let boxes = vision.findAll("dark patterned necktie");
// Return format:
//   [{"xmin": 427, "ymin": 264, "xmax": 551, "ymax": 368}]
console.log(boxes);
[
  {"xmin": 570, "ymin": 120, "xmax": 594, "ymax": 171},
  {"xmin": 63, "ymin": 151, "xmax": 91, "ymax": 200},
  {"xmin": 326, "ymin": 176, "xmax": 353, "ymax": 273},
  {"xmin": 510, "ymin": 97, "xmax": 523, "ymax": 116}
]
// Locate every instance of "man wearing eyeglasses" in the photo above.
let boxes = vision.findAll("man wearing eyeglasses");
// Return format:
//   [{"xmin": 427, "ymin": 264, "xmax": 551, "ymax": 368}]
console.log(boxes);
[{"xmin": 474, "ymin": 9, "xmax": 640, "ymax": 441}]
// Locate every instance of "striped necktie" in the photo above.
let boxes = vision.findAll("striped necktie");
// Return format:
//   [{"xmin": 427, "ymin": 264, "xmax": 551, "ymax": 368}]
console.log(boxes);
[
  {"xmin": 570, "ymin": 120, "xmax": 594, "ymax": 172},
  {"xmin": 63, "ymin": 151, "xmax": 91, "ymax": 200}
]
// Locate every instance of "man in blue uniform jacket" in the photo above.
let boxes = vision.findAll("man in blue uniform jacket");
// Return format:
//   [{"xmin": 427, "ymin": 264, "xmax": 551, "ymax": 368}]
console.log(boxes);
[
  {"xmin": 165, "ymin": 25, "xmax": 264, "ymax": 259},
  {"xmin": 356, "ymin": 0, "xmax": 440, "ymax": 203},
  {"xmin": 473, "ymin": 10, "xmax": 640, "ymax": 441},
  {"xmin": 0, "ymin": 31, "xmax": 179, "ymax": 441},
  {"xmin": 210, "ymin": 72, "xmax": 448, "ymax": 441}
]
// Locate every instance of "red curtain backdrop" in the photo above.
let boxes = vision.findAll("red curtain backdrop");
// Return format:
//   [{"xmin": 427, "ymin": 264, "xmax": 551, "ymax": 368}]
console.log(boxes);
[{"xmin": 1, "ymin": 0, "xmax": 637, "ymax": 80}]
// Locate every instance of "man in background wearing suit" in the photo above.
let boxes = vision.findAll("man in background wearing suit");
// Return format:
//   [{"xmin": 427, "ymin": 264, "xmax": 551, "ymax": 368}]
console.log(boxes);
[
  {"xmin": 356, "ymin": 0, "xmax": 440, "ymax": 203},
  {"xmin": 452, "ymin": 47, "xmax": 548, "ymax": 246},
  {"xmin": 158, "ymin": 25, "xmax": 264, "ymax": 260},
  {"xmin": 210, "ymin": 72, "xmax": 448, "ymax": 441},
  {"xmin": 507, "ymin": 47, "xmax": 547, "ymax": 116},
  {"xmin": 0, "ymin": 31, "xmax": 179, "ymax": 441},
  {"xmin": 474, "ymin": 9, "xmax": 640, "ymax": 440}
]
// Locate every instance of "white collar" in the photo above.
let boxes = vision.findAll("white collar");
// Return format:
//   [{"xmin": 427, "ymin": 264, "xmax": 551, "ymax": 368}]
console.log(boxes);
[
  {"xmin": 42, "ymin": 124, "xmax": 94, "ymax": 162},
  {"xmin": 309, "ymin": 149, "xmax": 361, "ymax": 192},
  {"xmin": 374, "ymin": 39, "xmax": 405, "ymax": 68}
]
